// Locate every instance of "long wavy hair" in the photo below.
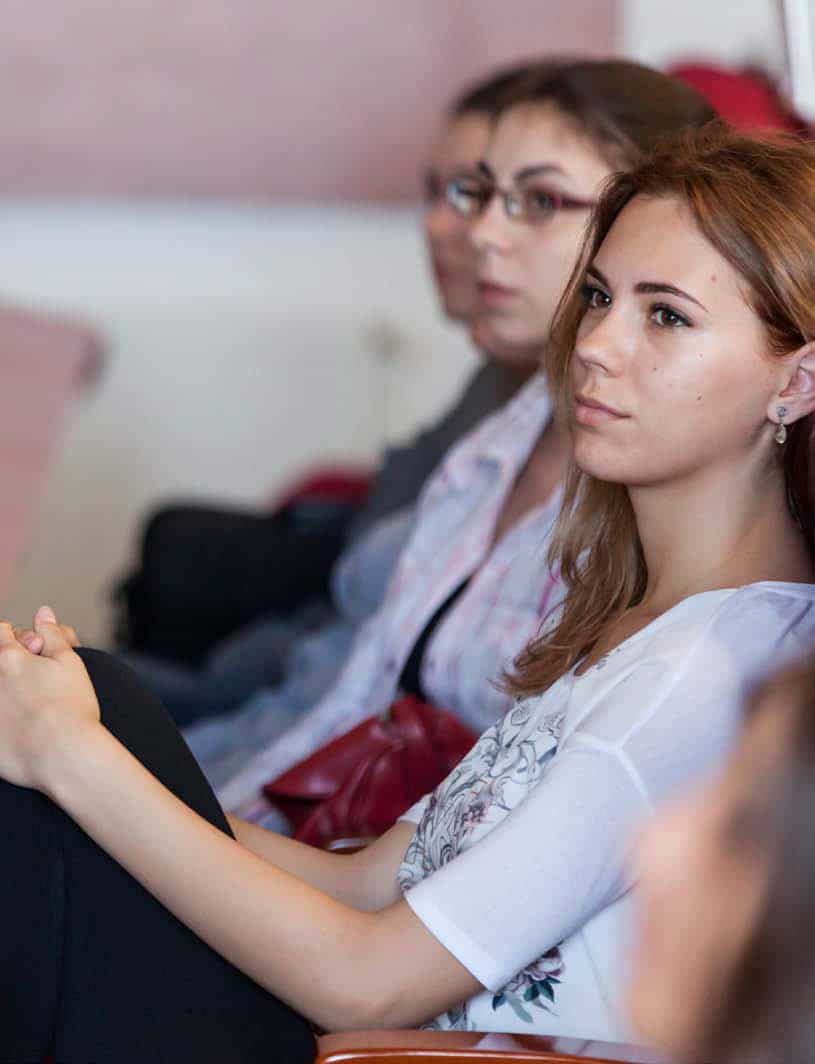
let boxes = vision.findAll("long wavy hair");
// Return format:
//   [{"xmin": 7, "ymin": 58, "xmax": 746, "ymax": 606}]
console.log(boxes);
[{"xmin": 507, "ymin": 125, "xmax": 815, "ymax": 698}]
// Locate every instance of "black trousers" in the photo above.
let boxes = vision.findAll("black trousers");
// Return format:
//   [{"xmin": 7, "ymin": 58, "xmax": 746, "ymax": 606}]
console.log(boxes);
[
  {"xmin": 116, "ymin": 500, "xmax": 357, "ymax": 666},
  {"xmin": 0, "ymin": 648, "xmax": 316, "ymax": 1064}
]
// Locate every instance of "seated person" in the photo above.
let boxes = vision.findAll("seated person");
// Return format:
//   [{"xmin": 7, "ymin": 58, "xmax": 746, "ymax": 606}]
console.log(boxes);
[
  {"xmin": 191, "ymin": 58, "xmax": 714, "ymax": 812},
  {"xmin": 0, "ymin": 122, "xmax": 811, "ymax": 1061},
  {"xmin": 628, "ymin": 651, "xmax": 815, "ymax": 1064},
  {"xmin": 124, "ymin": 62, "xmax": 533, "ymax": 726}
]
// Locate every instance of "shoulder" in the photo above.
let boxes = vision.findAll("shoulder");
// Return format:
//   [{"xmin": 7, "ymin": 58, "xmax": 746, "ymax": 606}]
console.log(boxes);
[
  {"xmin": 419, "ymin": 373, "xmax": 551, "ymax": 500},
  {"xmin": 691, "ymin": 581, "xmax": 815, "ymax": 667},
  {"xmin": 563, "ymin": 584, "xmax": 815, "ymax": 753},
  {"xmin": 634, "ymin": 582, "xmax": 815, "ymax": 674}
]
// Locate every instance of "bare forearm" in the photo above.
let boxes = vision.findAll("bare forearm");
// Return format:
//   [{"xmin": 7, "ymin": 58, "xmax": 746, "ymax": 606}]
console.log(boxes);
[
  {"xmin": 42, "ymin": 727, "xmax": 472, "ymax": 1029},
  {"xmin": 45, "ymin": 724, "xmax": 407, "ymax": 1029},
  {"xmin": 0, "ymin": 618, "xmax": 474, "ymax": 1027},
  {"xmin": 226, "ymin": 814, "xmax": 381, "ymax": 911}
]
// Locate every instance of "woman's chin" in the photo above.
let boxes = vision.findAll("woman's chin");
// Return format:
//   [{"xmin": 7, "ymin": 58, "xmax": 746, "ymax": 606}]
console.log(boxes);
[
  {"xmin": 470, "ymin": 314, "xmax": 544, "ymax": 360},
  {"xmin": 572, "ymin": 440, "xmax": 626, "ymax": 483}
]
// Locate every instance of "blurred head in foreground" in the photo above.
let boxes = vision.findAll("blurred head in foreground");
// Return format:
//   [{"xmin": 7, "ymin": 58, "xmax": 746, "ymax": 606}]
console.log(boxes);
[{"xmin": 631, "ymin": 652, "xmax": 815, "ymax": 1063}]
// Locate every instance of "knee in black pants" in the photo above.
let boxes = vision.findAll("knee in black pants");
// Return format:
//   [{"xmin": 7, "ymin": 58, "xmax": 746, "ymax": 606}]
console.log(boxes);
[{"xmin": 0, "ymin": 649, "xmax": 315, "ymax": 1063}]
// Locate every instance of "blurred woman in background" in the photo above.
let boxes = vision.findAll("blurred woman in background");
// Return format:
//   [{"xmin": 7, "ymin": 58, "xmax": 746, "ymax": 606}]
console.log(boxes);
[
  {"xmin": 123, "ymin": 63, "xmax": 532, "ymax": 728},
  {"xmin": 209, "ymin": 58, "xmax": 715, "ymax": 819}
]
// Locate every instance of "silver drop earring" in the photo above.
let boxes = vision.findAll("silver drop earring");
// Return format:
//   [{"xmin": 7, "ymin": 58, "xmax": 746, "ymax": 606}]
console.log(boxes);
[{"xmin": 775, "ymin": 405, "xmax": 788, "ymax": 445}]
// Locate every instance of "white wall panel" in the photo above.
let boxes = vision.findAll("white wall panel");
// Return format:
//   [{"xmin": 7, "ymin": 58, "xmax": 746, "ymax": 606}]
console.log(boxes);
[
  {"xmin": 0, "ymin": 205, "xmax": 477, "ymax": 642},
  {"xmin": 621, "ymin": 0, "xmax": 786, "ymax": 74}
]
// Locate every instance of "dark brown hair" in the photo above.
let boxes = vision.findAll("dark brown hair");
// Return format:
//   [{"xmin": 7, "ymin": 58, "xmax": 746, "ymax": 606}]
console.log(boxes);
[
  {"xmin": 450, "ymin": 61, "xmax": 545, "ymax": 118},
  {"xmin": 494, "ymin": 59, "xmax": 717, "ymax": 167},
  {"xmin": 507, "ymin": 124, "xmax": 815, "ymax": 698},
  {"xmin": 705, "ymin": 657, "xmax": 815, "ymax": 1063}
]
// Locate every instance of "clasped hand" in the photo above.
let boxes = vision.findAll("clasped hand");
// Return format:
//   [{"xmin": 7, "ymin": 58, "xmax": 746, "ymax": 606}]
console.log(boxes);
[{"xmin": 0, "ymin": 606, "xmax": 99, "ymax": 793}]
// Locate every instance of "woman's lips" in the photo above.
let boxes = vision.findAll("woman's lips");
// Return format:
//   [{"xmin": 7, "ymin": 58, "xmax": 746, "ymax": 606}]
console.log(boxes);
[
  {"xmin": 574, "ymin": 393, "xmax": 628, "ymax": 426},
  {"xmin": 477, "ymin": 280, "xmax": 519, "ymax": 307}
]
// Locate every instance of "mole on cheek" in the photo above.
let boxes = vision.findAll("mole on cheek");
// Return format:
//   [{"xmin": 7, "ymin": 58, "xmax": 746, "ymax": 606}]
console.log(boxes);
[{"xmin": 697, "ymin": 394, "xmax": 703, "ymax": 401}]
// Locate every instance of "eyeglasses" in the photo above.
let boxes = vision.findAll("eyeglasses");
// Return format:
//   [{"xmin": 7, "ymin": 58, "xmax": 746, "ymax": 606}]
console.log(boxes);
[
  {"xmin": 423, "ymin": 169, "xmax": 477, "ymax": 208},
  {"xmin": 447, "ymin": 174, "xmax": 595, "ymax": 225}
]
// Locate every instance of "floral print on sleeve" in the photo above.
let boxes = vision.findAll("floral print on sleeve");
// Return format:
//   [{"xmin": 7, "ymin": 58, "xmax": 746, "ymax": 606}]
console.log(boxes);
[{"xmin": 398, "ymin": 698, "xmax": 568, "ymax": 1031}]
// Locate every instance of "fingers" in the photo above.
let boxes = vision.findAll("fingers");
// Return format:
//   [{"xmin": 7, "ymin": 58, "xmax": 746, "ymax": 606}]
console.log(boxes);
[
  {"xmin": 0, "ymin": 622, "xmax": 26, "ymax": 673},
  {"xmin": 34, "ymin": 606, "xmax": 80, "ymax": 648},
  {"xmin": 0, "ymin": 622, "xmax": 17, "ymax": 650},
  {"xmin": 34, "ymin": 605, "xmax": 57, "ymax": 627},
  {"xmin": 33, "ymin": 608, "xmax": 76, "ymax": 661},
  {"xmin": 61, "ymin": 625, "xmax": 80, "ymax": 648},
  {"xmin": 13, "ymin": 628, "xmax": 44, "ymax": 654},
  {"xmin": 0, "ymin": 608, "xmax": 74, "ymax": 666}
]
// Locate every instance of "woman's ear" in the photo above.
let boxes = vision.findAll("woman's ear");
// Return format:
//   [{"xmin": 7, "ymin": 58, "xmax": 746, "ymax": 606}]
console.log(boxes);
[{"xmin": 769, "ymin": 342, "xmax": 815, "ymax": 426}]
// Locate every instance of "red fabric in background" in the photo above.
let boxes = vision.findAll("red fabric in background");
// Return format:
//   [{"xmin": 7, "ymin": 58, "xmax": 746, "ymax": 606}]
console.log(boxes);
[
  {"xmin": 272, "ymin": 468, "xmax": 372, "ymax": 510},
  {"xmin": 671, "ymin": 63, "xmax": 808, "ymax": 133}
]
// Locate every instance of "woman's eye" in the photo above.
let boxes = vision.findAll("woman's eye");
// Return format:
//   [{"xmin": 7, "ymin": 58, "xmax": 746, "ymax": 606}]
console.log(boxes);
[
  {"xmin": 651, "ymin": 304, "xmax": 691, "ymax": 328},
  {"xmin": 581, "ymin": 284, "xmax": 611, "ymax": 310},
  {"xmin": 524, "ymin": 189, "xmax": 556, "ymax": 216}
]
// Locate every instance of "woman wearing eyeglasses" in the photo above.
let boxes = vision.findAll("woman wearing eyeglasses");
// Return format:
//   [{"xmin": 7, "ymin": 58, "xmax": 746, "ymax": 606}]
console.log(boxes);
[
  {"xmin": 0, "ymin": 64, "xmax": 738, "ymax": 1062},
  {"xmin": 118, "ymin": 63, "xmax": 535, "ymax": 731},
  {"xmin": 188, "ymin": 61, "xmax": 716, "ymax": 817}
]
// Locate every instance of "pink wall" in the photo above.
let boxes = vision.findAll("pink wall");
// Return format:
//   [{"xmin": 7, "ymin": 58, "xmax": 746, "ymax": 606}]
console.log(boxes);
[
  {"xmin": 0, "ymin": 0, "xmax": 614, "ymax": 201},
  {"xmin": 0, "ymin": 303, "xmax": 101, "ymax": 604}
]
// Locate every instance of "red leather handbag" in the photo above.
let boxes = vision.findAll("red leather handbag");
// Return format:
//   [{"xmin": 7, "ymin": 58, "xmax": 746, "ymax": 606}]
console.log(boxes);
[{"xmin": 263, "ymin": 696, "xmax": 478, "ymax": 848}]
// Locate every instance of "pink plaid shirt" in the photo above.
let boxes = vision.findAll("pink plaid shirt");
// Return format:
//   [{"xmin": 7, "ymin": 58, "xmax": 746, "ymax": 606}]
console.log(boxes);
[{"xmin": 222, "ymin": 372, "xmax": 566, "ymax": 813}]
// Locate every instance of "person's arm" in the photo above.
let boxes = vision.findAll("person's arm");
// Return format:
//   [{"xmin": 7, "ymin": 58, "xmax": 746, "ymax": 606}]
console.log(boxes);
[
  {"xmin": 227, "ymin": 814, "xmax": 416, "ymax": 912},
  {"xmin": 0, "ymin": 619, "xmax": 479, "ymax": 1032}
]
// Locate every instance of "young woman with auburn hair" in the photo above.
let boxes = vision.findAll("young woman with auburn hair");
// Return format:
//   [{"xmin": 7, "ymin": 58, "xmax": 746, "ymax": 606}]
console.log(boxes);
[
  {"xmin": 1, "ymin": 123, "xmax": 814, "ymax": 1059},
  {"xmin": 190, "ymin": 58, "xmax": 715, "ymax": 813},
  {"xmin": 508, "ymin": 123, "xmax": 815, "ymax": 697}
]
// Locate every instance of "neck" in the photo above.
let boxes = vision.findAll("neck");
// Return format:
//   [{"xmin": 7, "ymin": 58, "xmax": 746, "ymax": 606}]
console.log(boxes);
[
  {"xmin": 509, "ymin": 361, "xmax": 540, "ymax": 384},
  {"xmin": 476, "ymin": 353, "xmax": 540, "ymax": 384},
  {"xmin": 629, "ymin": 451, "xmax": 813, "ymax": 613}
]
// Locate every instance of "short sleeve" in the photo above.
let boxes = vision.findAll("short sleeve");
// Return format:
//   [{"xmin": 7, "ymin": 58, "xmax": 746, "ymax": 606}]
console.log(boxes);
[
  {"xmin": 403, "ymin": 585, "xmax": 815, "ymax": 993},
  {"xmin": 404, "ymin": 742, "xmax": 644, "ymax": 991},
  {"xmin": 575, "ymin": 585, "xmax": 815, "ymax": 804},
  {"xmin": 399, "ymin": 795, "xmax": 430, "ymax": 825}
]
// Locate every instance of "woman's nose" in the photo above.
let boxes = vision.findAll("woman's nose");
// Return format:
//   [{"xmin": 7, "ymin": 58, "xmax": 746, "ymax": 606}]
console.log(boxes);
[
  {"xmin": 574, "ymin": 308, "xmax": 625, "ymax": 376},
  {"xmin": 470, "ymin": 194, "xmax": 513, "ymax": 255}
]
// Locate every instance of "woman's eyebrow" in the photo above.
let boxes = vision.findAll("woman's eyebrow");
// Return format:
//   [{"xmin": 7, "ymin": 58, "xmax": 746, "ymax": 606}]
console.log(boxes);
[
  {"xmin": 586, "ymin": 264, "xmax": 610, "ymax": 288},
  {"xmin": 477, "ymin": 161, "xmax": 568, "ymax": 182},
  {"xmin": 635, "ymin": 281, "xmax": 708, "ymax": 312},
  {"xmin": 587, "ymin": 265, "xmax": 710, "ymax": 313},
  {"xmin": 515, "ymin": 163, "xmax": 567, "ymax": 182}
]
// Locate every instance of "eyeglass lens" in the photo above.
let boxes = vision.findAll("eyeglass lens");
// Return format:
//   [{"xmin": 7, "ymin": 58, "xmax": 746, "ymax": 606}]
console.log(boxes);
[{"xmin": 448, "ymin": 176, "xmax": 561, "ymax": 223}]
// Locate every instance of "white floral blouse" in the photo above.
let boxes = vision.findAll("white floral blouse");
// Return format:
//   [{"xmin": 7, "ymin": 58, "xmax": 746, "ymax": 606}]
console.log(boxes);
[{"xmin": 398, "ymin": 582, "xmax": 815, "ymax": 1040}]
